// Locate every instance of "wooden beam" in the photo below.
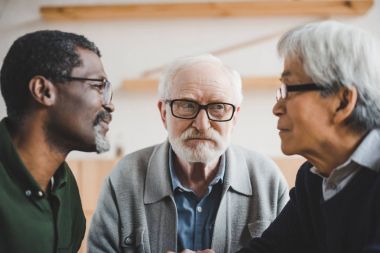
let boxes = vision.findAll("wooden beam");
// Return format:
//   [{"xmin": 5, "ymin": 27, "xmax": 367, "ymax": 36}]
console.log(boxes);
[
  {"xmin": 122, "ymin": 76, "xmax": 281, "ymax": 92},
  {"xmin": 40, "ymin": 1, "xmax": 373, "ymax": 20},
  {"xmin": 122, "ymin": 79, "xmax": 158, "ymax": 92}
]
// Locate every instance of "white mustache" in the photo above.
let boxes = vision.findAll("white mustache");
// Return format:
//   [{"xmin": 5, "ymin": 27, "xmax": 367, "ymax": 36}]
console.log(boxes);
[{"xmin": 179, "ymin": 128, "xmax": 222, "ymax": 143}]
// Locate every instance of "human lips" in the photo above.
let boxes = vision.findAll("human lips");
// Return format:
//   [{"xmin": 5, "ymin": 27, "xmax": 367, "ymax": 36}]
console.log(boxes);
[
  {"xmin": 99, "ymin": 120, "xmax": 110, "ymax": 132},
  {"xmin": 277, "ymin": 123, "xmax": 290, "ymax": 135},
  {"xmin": 180, "ymin": 128, "xmax": 221, "ymax": 146},
  {"xmin": 95, "ymin": 111, "xmax": 112, "ymax": 132},
  {"xmin": 186, "ymin": 137, "xmax": 214, "ymax": 142},
  {"xmin": 183, "ymin": 134, "xmax": 216, "ymax": 145},
  {"xmin": 277, "ymin": 127, "xmax": 289, "ymax": 132}
]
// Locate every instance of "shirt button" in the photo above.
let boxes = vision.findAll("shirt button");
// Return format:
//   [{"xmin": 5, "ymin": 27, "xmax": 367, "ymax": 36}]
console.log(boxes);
[
  {"xmin": 124, "ymin": 236, "xmax": 134, "ymax": 245},
  {"xmin": 38, "ymin": 191, "xmax": 44, "ymax": 197},
  {"xmin": 25, "ymin": 190, "xmax": 32, "ymax": 197},
  {"xmin": 197, "ymin": 206, "xmax": 202, "ymax": 213}
]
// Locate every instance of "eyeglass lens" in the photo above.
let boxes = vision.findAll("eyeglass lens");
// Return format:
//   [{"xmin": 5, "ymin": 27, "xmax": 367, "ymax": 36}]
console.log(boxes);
[
  {"xmin": 170, "ymin": 100, "xmax": 235, "ymax": 121},
  {"xmin": 103, "ymin": 80, "xmax": 112, "ymax": 104}
]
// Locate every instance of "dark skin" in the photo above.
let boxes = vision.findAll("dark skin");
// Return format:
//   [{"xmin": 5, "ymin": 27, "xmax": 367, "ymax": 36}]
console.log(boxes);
[{"xmin": 9, "ymin": 48, "xmax": 114, "ymax": 192}]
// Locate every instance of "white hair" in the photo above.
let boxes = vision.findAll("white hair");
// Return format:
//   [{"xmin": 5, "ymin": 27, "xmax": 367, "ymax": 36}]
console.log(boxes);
[
  {"xmin": 278, "ymin": 20, "xmax": 380, "ymax": 132},
  {"xmin": 158, "ymin": 54, "xmax": 243, "ymax": 104}
]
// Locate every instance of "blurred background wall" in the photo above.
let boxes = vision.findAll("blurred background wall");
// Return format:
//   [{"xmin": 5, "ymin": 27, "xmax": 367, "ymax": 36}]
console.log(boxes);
[
  {"xmin": 1, "ymin": 0, "xmax": 378, "ymax": 161},
  {"xmin": 1, "ymin": 1, "xmax": 379, "ymax": 251}
]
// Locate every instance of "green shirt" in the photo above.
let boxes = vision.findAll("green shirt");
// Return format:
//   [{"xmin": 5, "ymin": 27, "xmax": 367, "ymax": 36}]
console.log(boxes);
[{"xmin": 0, "ymin": 118, "xmax": 85, "ymax": 253}]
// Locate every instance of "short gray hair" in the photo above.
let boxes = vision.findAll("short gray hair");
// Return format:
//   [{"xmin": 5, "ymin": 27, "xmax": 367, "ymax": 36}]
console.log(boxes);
[
  {"xmin": 278, "ymin": 20, "xmax": 380, "ymax": 133},
  {"xmin": 158, "ymin": 54, "xmax": 243, "ymax": 104}
]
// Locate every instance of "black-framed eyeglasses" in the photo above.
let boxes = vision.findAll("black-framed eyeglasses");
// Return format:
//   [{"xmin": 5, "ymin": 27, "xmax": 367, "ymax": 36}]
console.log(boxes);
[
  {"xmin": 276, "ymin": 83, "xmax": 324, "ymax": 101},
  {"xmin": 166, "ymin": 99, "xmax": 236, "ymax": 122},
  {"xmin": 62, "ymin": 76, "xmax": 112, "ymax": 104}
]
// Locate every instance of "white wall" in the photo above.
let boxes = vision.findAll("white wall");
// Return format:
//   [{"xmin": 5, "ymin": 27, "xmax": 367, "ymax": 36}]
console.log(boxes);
[{"xmin": 1, "ymin": 0, "xmax": 379, "ymax": 159}]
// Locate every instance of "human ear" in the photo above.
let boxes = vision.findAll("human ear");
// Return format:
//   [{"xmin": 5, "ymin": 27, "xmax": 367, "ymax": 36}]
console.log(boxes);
[
  {"xmin": 157, "ymin": 100, "xmax": 168, "ymax": 129},
  {"xmin": 28, "ymin": 76, "xmax": 57, "ymax": 107},
  {"xmin": 333, "ymin": 87, "xmax": 357, "ymax": 124},
  {"xmin": 232, "ymin": 105, "xmax": 241, "ymax": 127}
]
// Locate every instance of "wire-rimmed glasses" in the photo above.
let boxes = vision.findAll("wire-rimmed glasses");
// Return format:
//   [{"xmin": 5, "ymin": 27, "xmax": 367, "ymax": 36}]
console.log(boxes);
[{"xmin": 62, "ymin": 76, "xmax": 112, "ymax": 104}]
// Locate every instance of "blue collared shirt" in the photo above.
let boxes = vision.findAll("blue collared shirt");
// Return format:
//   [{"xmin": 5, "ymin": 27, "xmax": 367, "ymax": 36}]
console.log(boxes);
[{"xmin": 169, "ymin": 147, "xmax": 225, "ymax": 251}]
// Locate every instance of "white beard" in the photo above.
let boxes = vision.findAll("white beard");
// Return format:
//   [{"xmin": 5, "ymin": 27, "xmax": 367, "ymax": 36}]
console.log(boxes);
[
  {"xmin": 168, "ymin": 125, "xmax": 229, "ymax": 164},
  {"xmin": 94, "ymin": 124, "xmax": 110, "ymax": 154}
]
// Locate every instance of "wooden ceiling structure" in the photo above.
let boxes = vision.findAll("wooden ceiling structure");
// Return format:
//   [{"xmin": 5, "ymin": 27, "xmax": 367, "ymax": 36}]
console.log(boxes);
[
  {"xmin": 40, "ymin": 1, "xmax": 374, "ymax": 91},
  {"xmin": 41, "ymin": 1, "xmax": 373, "ymax": 20}
]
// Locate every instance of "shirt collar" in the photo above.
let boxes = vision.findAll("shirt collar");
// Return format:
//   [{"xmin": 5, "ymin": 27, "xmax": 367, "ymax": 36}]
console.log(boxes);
[
  {"xmin": 143, "ymin": 141, "xmax": 252, "ymax": 204},
  {"xmin": 168, "ymin": 145, "xmax": 225, "ymax": 191},
  {"xmin": 0, "ymin": 118, "xmax": 67, "ymax": 196},
  {"xmin": 350, "ymin": 129, "xmax": 380, "ymax": 171},
  {"xmin": 311, "ymin": 128, "xmax": 380, "ymax": 180}
]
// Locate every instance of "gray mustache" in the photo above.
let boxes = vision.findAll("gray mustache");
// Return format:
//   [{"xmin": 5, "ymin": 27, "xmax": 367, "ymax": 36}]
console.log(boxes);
[{"xmin": 94, "ymin": 110, "xmax": 112, "ymax": 126}]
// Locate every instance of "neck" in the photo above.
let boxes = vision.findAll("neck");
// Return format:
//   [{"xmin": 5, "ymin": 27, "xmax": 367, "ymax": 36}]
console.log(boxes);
[
  {"xmin": 304, "ymin": 128, "xmax": 366, "ymax": 177},
  {"xmin": 174, "ymin": 155, "xmax": 221, "ymax": 198},
  {"xmin": 8, "ymin": 117, "xmax": 68, "ymax": 192}
]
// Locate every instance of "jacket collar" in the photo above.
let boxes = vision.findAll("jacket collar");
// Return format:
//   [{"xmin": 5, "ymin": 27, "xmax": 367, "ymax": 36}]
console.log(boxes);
[
  {"xmin": 144, "ymin": 141, "xmax": 252, "ymax": 204},
  {"xmin": 144, "ymin": 141, "xmax": 173, "ymax": 204},
  {"xmin": 0, "ymin": 118, "xmax": 68, "ymax": 197},
  {"xmin": 224, "ymin": 146, "xmax": 252, "ymax": 196}
]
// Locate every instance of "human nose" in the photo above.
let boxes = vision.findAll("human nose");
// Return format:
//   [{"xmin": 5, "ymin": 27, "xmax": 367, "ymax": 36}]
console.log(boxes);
[
  {"xmin": 192, "ymin": 108, "xmax": 211, "ymax": 131},
  {"xmin": 272, "ymin": 99, "xmax": 285, "ymax": 117},
  {"xmin": 103, "ymin": 100, "xmax": 115, "ymax": 113}
]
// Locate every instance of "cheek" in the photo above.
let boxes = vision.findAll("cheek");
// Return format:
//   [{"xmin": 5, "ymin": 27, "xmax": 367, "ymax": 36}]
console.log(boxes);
[
  {"xmin": 211, "ymin": 122, "xmax": 231, "ymax": 137},
  {"xmin": 168, "ymin": 118, "xmax": 191, "ymax": 136},
  {"xmin": 289, "ymin": 104, "xmax": 330, "ymax": 138}
]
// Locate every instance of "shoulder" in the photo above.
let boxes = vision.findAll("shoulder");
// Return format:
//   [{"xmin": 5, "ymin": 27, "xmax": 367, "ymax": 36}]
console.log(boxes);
[
  {"xmin": 228, "ymin": 145, "xmax": 282, "ymax": 176},
  {"xmin": 294, "ymin": 161, "xmax": 319, "ymax": 185},
  {"xmin": 291, "ymin": 161, "xmax": 321, "ymax": 200},
  {"xmin": 108, "ymin": 142, "xmax": 167, "ymax": 184},
  {"xmin": 227, "ymin": 145, "xmax": 288, "ymax": 196},
  {"xmin": 63, "ymin": 162, "xmax": 79, "ymax": 186}
]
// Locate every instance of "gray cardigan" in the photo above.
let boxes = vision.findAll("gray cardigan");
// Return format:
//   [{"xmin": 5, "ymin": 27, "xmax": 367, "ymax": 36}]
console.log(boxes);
[{"xmin": 88, "ymin": 142, "xmax": 289, "ymax": 253}]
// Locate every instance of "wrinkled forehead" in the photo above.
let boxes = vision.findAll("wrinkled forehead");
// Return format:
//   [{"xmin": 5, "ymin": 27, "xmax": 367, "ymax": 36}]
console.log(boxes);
[{"xmin": 172, "ymin": 62, "xmax": 231, "ymax": 87}]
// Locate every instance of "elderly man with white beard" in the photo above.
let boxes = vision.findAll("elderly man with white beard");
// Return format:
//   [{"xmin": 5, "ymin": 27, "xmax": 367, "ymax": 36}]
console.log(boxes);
[{"xmin": 88, "ymin": 54, "xmax": 289, "ymax": 253}]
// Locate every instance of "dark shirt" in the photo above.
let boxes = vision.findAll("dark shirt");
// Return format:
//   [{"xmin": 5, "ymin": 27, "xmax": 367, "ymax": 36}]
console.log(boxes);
[
  {"xmin": 169, "ymin": 147, "xmax": 225, "ymax": 251},
  {"xmin": 0, "ymin": 118, "xmax": 85, "ymax": 253},
  {"xmin": 237, "ymin": 129, "xmax": 380, "ymax": 253}
]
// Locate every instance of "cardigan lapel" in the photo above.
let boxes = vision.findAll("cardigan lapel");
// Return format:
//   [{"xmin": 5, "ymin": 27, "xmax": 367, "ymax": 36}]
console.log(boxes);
[
  {"xmin": 212, "ymin": 146, "xmax": 253, "ymax": 252},
  {"xmin": 144, "ymin": 141, "xmax": 173, "ymax": 204},
  {"xmin": 142, "ymin": 141, "xmax": 178, "ymax": 252},
  {"xmin": 225, "ymin": 146, "xmax": 253, "ymax": 196}
]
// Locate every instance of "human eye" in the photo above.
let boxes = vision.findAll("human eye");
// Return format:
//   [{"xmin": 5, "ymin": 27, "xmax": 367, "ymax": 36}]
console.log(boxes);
[
  {"xmin": 177, "ymin": 100, "xmax": 196, "ymax": 110},
  {"xmin": 208, "ymin": 103, "xmax": 229, "ymax": 113},
  {"xmin": 172, "ymin": 100, "xmax": 198, "ymax": 117},
  {"xmin": 207, "ymin": 103, "xmax": 226, "ymax": 117},
  {"xmin": 90, "ymin": 80, "xmax": 106, "ymax": 91},
  {"xmin": 208, "ymin": 103, "xmax": 225, "ymax": 110}
]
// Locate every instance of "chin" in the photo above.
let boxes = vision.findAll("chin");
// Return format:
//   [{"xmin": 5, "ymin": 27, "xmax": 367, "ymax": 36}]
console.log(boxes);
[
  {"xmin": 281, "ymin": 144, "xmax": 297, "ymax": 156},
  {"xmin": 94, "ymin": 125, "xmax": 111, "ymax": 153}
]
